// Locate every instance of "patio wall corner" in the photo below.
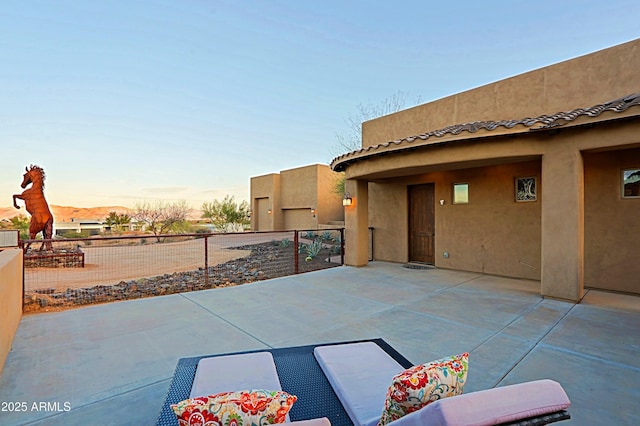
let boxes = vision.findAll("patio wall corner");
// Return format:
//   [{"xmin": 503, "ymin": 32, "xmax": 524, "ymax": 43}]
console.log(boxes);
[{"xmin": 0, "ymin": 249, "xmax": 23, "ymax": 376}]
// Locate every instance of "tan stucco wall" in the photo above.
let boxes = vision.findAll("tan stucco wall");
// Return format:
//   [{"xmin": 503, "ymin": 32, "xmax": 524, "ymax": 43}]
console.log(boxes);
[
  {"xmin": 584, "ymin": 148, "xmax": 640, "ymax": 293},
  {"xmin": 0, "ymin": 249, "xmax": 23, "ymax": 376},
  {"xmin": 363, "ymin": 39, "xmax": 640, "ymax": 147},
  {"xmin": 368, "ymin": 181, "xmax": 408, "ymax": 261},
  {"xmin": 316, "ymin": 166, "xmax": 344, "ymax": 225},
  {"xmin": 281, "ymin": 165, "xmax": 319, "ymax": 208},
  {"xmin": 369, "ymin": 160, "xmax": 542, "ymax": 280},
  {"xmin": 251, "ymin": 173, "xmax": 278, "ymax": 200},
  {"xmin": 540, "ymin": 141, "xmax": 585, "ymax": 301},
  {"xmin": 353, "ymin": 121, "xmax": 640, "ymax": 297},
  {"xmin": 251, "ymin": 164, "xmax": 344, "ymax": 231},
  {"xmin": 281, "ymin": 165, "xmax": 320, "ymax": 230},
  {"xmin": 344, "ymin": 179, "xmax": 369, "ymax": 266},
  {"xmin": 342, "ymin": 40, "xmax": 640, "ymax": 299},
  {"xmin": 250, "ymin": 173, "xmax": 282, "ymax": 231}
]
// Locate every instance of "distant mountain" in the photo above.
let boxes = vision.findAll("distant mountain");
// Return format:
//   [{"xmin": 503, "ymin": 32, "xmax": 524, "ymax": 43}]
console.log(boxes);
[{"xmin": 0, "ymin": 205, "xmax": 131, "ymax": 223}]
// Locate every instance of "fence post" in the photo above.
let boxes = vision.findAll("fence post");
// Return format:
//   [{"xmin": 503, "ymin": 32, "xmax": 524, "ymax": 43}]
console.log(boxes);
[
  {"xmin": 204, "ymin": 235, "xmax": 209, "ymax": 287},
  {"xmin": 294, "ymin": 230, "xmax": 299, "ymax": 274},
  {"xmin": 340, "ymin": 228, "xmax": 345, "ymax": 265},
  {"xmin": 21, "ymin": 240, "xmax": 25, "ymax": 312},
  {"xmin": 369, "ymin": 227, "xmax": 374, "ymax": 261}
]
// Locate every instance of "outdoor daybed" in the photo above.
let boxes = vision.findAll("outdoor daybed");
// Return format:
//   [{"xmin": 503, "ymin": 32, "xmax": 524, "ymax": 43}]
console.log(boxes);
[{"xmin": 157, "ymin": 339, "xmax": 571, "ymax": 426}]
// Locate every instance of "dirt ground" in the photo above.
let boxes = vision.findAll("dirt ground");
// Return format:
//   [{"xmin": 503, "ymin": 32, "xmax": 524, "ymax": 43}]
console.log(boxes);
[
  {"xmin": 24, "ymin": 232, "xmax": 294, "ymax": 291},
  {"xmin": 22, "ymin": 234, "xmax": 342, "ymax": 314}
]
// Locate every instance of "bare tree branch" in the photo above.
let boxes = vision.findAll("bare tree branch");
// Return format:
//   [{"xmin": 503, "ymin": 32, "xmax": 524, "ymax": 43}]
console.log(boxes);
[
  {"xmin": 132, "ymin": 200, "xmax": 192, "ymax": 242},
  {"xmin": 331, "ymin": 90, "xmax": 423, "ymax": 158}
]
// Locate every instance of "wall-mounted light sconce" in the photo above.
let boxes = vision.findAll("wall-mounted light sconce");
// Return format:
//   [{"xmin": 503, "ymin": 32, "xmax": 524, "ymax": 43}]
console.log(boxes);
[
  {"xmin": 310, "ymin": 208, "xmax": 316, "ymax": 217},
  {"xmin": 267, "ymin": 209, "xmax": 272, "ymax": 215},
  {"xmin": 439, "ymin": 199, "xmax": 445, "ymax": 206},
  {"xmin": 342, "ymin": 192, "xmax": 353, "ymax": 207}
]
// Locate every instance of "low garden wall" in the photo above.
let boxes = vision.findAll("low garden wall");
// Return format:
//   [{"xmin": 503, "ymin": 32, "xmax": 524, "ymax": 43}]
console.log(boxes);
[{"xmin": 0, "ymin": 249, "xmax": 22, "ymax": 376}]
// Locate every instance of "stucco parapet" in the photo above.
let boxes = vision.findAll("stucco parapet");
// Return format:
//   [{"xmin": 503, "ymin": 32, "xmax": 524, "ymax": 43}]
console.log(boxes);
[{"xmin": 331, "ymin": 93, "xmax": 640, "ymax": 172}]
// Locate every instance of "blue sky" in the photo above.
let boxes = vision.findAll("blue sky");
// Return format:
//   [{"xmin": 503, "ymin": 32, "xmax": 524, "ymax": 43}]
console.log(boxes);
[{"xmin": 2, "ymin": 0, "xmax": 639, "ymax": 209}]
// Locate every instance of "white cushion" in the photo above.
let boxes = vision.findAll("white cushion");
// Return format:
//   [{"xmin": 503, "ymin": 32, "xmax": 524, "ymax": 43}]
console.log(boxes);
[
  {"xmin": 189, "ymin": 351, "xmax": 282, "ymax": 398},
  {"xmin": 388, "ymin": 379, "xmax": 571, "ymax": 426},
  {"xmin": 289, "ymin": 418, "xmax": 332, "ymax": 426},
  {"xmin": 314, "ymin": 342, "xmax": 404, "ymax": 426}
]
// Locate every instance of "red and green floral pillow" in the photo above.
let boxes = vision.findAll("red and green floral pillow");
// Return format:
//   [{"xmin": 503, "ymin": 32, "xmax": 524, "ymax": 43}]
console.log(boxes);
[
  {"xmin": 171, "ymin": 389, "xmax": 297, "ymax": 426},
  {"xmin": 378, "ymin": 352, "xmax": 469, "ymax": 426}
]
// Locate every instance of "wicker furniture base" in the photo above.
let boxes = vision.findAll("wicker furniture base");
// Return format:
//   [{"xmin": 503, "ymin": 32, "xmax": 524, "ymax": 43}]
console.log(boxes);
[{"xmin": 157, "ymin": 339, "xmax": 570, "ymax": 426}]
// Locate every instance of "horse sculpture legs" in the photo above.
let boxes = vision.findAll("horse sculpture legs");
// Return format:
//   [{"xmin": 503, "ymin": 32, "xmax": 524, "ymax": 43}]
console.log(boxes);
[
  {"xmin": 40, "ymin": 217, "xmax": 54, "ymax": 251},
  {"xmin": 24, "ymin": 216, "xmax": 54, "ymax": 251}
]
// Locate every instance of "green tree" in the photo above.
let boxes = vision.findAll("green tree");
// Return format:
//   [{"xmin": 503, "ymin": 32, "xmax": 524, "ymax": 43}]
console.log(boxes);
[
  {"xmin": 201, "ymin": 195, "xmax": 249, "ymax": 233},
  {"xmin": 132, "ymin": 200, "xmax": 192, "ymax": 242},
  {"xmin": 333, "ymin": 172, "xmax": 345, "ymax": 196},
  {"xmin": 104, "ymin": 211, "xmax": 131, "ymax": 233},
  {"xmin": 0, "ymin": 215, "xmax": 31, "ymax": 240}
]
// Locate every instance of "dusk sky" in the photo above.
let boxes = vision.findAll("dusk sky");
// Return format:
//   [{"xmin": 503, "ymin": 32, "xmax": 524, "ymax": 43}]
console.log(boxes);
[{"xmin": 2, "ymin": 0, "xmax": 639, "ymax": 210}]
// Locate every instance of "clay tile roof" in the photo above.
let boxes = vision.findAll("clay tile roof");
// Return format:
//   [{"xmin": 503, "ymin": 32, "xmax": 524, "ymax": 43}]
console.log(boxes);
[{"xmin": 331, "ymin": 93, "xmax": 640, "ymax": 172}]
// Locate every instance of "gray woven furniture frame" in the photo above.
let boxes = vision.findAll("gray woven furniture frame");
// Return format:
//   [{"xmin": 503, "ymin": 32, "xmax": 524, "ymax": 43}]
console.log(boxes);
[{"xmin": 157, "ymin": 339, "xmax": 570, "ymax": 426}]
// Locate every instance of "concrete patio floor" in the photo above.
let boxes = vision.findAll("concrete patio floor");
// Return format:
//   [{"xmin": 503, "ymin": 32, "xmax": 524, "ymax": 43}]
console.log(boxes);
[{"xmin": 0, "ymin": 262, "xmax": 638, "ymax": 425}]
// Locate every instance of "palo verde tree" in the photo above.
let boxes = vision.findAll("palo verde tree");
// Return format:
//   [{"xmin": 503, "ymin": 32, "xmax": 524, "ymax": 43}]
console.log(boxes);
[
  {"xmin": 201, "ymin": 195, "xmax": 249, "ymax": 233},
  {"xmin": 0, "ymin": 215, "xmax": 31, "ymax": 240},
  {"xmin": 132, "ymin": 200, "xmax": 192, "ymax": 242}
]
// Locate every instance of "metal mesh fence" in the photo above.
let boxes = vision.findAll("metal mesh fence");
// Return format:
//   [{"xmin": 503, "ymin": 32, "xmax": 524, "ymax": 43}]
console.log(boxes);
[{"xmin": 22, "ymin": 229, "xmax": 344, "ymax": 313}]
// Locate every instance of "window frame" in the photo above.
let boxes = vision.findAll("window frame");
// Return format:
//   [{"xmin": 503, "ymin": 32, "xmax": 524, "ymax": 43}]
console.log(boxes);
[
  {"xmin": 622, "ymin": 168, "xmax": 640, "ymax": 199},
  {"xmin": 452, "ymin": 182, "xmax": 469, "ymax": 204}
]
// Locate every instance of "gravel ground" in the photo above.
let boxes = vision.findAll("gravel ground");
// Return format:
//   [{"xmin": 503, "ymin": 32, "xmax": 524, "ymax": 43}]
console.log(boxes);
[
  {"xmin": 23, "ymin": 239, "xmax": 341, "ymax": 314},
  {"xmin": 24, "ymin": 232, "xmax": 294, "ymax": 291}
]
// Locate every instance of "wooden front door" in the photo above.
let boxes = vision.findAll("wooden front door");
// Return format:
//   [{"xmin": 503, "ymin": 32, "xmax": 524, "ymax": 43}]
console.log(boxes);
[{"xmin": 409, "ymin": 184, "xmax": 435, "ymax": 264}]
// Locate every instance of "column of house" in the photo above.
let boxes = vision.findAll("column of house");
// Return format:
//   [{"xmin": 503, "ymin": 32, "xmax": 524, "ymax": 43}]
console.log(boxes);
[
  {"xmin": 344, "ymin": 178, "xmax": 369, "ymax": 267},
  {"xmin": 541, "ymin": 144, "xmax": 585, "ymax": 302}
]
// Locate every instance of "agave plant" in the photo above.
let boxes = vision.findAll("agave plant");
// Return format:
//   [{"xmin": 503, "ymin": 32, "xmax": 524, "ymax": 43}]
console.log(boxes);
[
  {"xmin": 321, "ymin": 231, "xmax": 334, "ymax": 242},
  {"xmin": 303, "ymin": 239, "xmax": 323, "ymax": 261}
]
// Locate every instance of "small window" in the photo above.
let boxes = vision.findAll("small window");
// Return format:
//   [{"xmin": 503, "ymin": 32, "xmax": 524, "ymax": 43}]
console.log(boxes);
[
  {"xmin": 453, "ymin": 183, "xmax": 469, "ymax": 204},
  {"xmin": 622, "ymin": 169, "xmax": 640, "ymax": 198},
  {"xmin": 516, "ymin": 177, "xmax": 537, "ymax": 202}
]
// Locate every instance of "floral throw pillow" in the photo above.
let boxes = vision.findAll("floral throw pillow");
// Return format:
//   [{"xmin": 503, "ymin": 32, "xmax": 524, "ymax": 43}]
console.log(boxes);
[
  {"xmin": 378, "ymin": 353, "xmax": 469, "ymax": 426},
  {"xmin": 171, "ymin": 389, "xmax": 297, "ymax": 426}
]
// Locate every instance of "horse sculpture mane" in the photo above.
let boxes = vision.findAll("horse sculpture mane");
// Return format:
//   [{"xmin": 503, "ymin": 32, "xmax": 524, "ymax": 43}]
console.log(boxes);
[
  {"xmin": 29, "ymin": 164, "xmax": 46, "ymax": 188},
  {"xmin": 12, "ymin": 164, "xmax": 54, "ymax": 250}
]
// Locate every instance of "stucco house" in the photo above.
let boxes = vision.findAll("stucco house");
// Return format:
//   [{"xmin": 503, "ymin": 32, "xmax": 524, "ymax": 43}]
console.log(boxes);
[
  {"xmin": 331, "ymin": 39, "xmax": 640, "ymax": 301},
  {"xmin": 250, "ymin": 164, "xmax": 344, "ymax": 231}
]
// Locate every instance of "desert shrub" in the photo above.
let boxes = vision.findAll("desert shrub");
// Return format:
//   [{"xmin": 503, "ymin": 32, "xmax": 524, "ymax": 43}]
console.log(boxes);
[
  {"xmin": 321, "ymin": 231, "xmax": 334, "ymax": 242},
  {"xmin": 303, "ymin": 239, "xmax": 323, "ymax": 260},
  {"xmin": 58, "ymin": 230, "xmax": 90, "ymax": 239}
]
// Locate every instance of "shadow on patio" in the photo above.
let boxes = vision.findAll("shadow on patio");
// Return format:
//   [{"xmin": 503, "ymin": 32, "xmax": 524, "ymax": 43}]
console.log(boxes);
[{"xmin": 0, "ymin": 262, "xmax": 638, "ymax": 425}]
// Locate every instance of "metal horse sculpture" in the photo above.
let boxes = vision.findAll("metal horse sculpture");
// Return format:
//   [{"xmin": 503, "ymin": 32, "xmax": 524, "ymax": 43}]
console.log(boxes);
[{"xmin": 13, "ymin": 165, "xmax": 54, "ymax": 251}]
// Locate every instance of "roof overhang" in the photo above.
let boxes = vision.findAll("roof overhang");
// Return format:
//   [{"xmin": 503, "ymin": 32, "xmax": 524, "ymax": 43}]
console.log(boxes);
[{"xmin": 331, "ymin": 94, "xmax": 640, "ymax": 173}]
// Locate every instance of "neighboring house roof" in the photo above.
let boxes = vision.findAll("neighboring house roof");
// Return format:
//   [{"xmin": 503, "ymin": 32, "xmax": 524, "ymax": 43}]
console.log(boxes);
[{"xmin": 331, "ymin": 93, "xmax": 640, "ymax": 172}]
